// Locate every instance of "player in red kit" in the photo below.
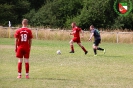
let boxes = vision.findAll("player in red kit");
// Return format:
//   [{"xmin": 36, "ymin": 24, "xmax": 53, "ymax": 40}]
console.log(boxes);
[
  {"xmin": 14, "ymin": 19, "xmax": 33, "ymax": 79},
  {"xmin": 69, "ymin": 22, "xmax": 88, "ymax": 54}
]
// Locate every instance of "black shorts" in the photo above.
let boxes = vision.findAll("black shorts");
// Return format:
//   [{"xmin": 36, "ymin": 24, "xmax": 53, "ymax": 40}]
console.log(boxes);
[{"xmin": 94, "ymin": 39, "xmax": 101, "ymax": 46}]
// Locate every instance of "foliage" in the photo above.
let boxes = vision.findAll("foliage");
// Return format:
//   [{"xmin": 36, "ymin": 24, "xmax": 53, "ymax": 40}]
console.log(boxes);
[
  {"xmin": 80, "ymin": 0, "xmax": 117, "ymax": 29},
  {"xmin": 0, "ymin": 0, "xmax": 30, "ymax": 26},
  {"xmin": 0, "ymin": 0, "xmax": 133, "ymax": 29},
  {"xmin": 112, "ymin": 12, "xmax": 133, "ymax": 29},
  {"xmin": 0, "ymin": 4, "xmax": 17, "ymax": 25},
  {"xmin": 25, "ymin": 0, "xmax": 83, "ymax": 28}
]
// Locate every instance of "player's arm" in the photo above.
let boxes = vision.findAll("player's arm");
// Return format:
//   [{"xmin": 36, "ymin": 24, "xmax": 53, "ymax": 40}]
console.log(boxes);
[
  {"xmin": 29, "ymin": 39, "xmax": 32, "ymax": 48},
  {"xmin": 89, "ymin": 33, "xmax": 94, "ymax": 41},
  {"xmin": 80, "ymin": 29, "xmax": 84, "ymax": 37},
  {"xmin": 29, "ymin": 30, "xmax": 33, "ymax": 48},
  {"xmin": 70, "ymin": 30, "xmax": 76, "ymax": 35},
  {"xmin": 15, "ymin": 38, "xmax": 18, "ymax": 52}
]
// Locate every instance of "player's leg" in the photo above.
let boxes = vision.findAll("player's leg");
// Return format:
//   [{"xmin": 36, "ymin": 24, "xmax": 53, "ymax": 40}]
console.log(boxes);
[
  {"xmin": 93, "ymin": 44, "xmax": 97, "ymax": 56},
  {"xmin": 24, "ymin": 49, "xmax": 30, "ymax": 79},
  {"xmin": 16, "ymin": 47, "xmax": 23, "ymax": 78},
  {"xmin": 93, "ymin": 39, "xmax": 102, "ymax": 56},
  {"xmin": 97, "ymin": 47, "xmax": 106, "ymax": 54},
  {"xmin": 17, "ymin": 58, "xmax": 23, "ymax": 78},
  {"xmin": 97, "ymin": 47, "xmax": 104, "ymax": 50},
  {"xmin": 97, "ymin": 39, "xmax": 105, "ymax": 54},
  {"xmin": 24, "ymin": 58, "xmax": 29, "ymax": 79},
  {"xmin": 69, "ymin": 39, "xmax": 74, "ymax": 53},
  {"xmin": 77, "ymin": 43, "xmax": 88, "ymax": 55}
]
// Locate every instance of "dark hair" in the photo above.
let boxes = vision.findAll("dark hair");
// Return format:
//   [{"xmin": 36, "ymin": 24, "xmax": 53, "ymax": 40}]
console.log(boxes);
[
  {"xmin": 72, "ymin": 22, "xmax": 76, "ymax": 25},
  {"xmin": 90, "ymin": 25, "xmax": 94, "ymax": 28}
]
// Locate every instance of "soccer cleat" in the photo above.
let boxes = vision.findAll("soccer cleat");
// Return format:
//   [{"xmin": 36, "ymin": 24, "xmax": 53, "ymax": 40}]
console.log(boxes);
[
  {"xmin": 26, "ymin": 75, "xmax": 29, "ymax": 79},
  {"xmin": 85, "ymin": 51, "xmax": 88, "ymax": 55},
  {"xmin": 69, "ymin": 51, "xmax": 74, "ymax": 53},
  {"xmin": 17, "ymin": 75, "xmax": 21, "ymax": 79},
  {"xmin": 94, "ymin": 55, "xmax": 97, "ymax": 56},
  {"xmin": 103, "ymin": 49, "xmax": 106, "ymax": 54}
]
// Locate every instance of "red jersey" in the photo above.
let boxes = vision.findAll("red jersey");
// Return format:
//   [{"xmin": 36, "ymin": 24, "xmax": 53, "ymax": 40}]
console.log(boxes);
[
  {"xmin": 14, "ymin": 27, "xmax": 33, "ymax": 48},
  {"xmin": 72, "ymin": 26, "xmax": 81, "ymax": 38}
]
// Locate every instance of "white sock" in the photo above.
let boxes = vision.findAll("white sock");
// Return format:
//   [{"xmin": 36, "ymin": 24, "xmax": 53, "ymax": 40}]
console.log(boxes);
[
  {"xmin": 26, "ymin": 73, "xmax": 29, "ymax": 76},
  {"xmin": 18, "ymin": 73, "xmax": 21, "ymax": 76}
]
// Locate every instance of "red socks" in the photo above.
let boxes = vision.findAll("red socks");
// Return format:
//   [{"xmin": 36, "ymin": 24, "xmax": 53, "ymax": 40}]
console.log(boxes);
[
  {"xmin": 71, "ymin": 45, "xmax": 87, "ymax": 53},
  {"xmin": 25, "ymin": 63, "xmax": 29, "ymax": 73},
  {"xmin": 18, "ymin": 62, "xmax": 29, "ymax": 74},
  {"xmin": 18, "ymin": 62, "xmax": 22, "ymax": 73},
  {"xmin": 71, "ymin": 45, "xmax": 74, "ymax": 52},
  {"xmin": 81, "ymin": 46, "xmax": 87, "ymax": 52}
]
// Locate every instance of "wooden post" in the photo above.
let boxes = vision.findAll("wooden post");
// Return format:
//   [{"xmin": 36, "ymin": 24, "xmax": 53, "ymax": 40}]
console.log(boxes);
[
  {"xmin": 8, "ymin": 21, "xmax": 11, "ymax": 38},
  {"xmin": 36, "ymin": 28, "xmax": 38, "ymax": 39},
  {"xmin": 116, "ymin": 32, "xmax": 119, "ymax": 43}
]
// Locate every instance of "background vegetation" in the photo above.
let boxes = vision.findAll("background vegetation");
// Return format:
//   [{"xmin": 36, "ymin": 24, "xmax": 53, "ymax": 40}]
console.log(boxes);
[
  {"xmin": 1, "ymin": 27, "xmax": 133, "ymax": 44},
  {"xmin": 0, "ymin": 0, "xmax": 133, "ymax": 29}
]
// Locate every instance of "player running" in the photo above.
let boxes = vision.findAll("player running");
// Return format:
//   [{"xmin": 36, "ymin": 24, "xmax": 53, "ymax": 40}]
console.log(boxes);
[
  {"xmin": 14, "ymin": 19, "xmax": 33, "ymax": 79},
  {"xmin": 89, "ymin": 25, "xmax": 105, "ymax": 56},
  {"xmin": 69, "ymin": 22, "xmax": 88, "ymax": 54}
]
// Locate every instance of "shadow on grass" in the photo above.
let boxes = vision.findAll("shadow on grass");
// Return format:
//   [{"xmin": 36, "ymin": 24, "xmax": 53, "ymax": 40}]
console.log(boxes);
[
  {"xmin": 30, "ymin": 77, "xmax": 78, "ymax": 81},
  {"xmin": 88, "ymin": 54, "xmax": 123, "ymax": 58},
  {"xmin": 2, "ymin": 77, "xmax": 77, "ymax": 82},
  {"xmin": 98, "ymin": 55, "xmax": 123, "ymax": 58}
]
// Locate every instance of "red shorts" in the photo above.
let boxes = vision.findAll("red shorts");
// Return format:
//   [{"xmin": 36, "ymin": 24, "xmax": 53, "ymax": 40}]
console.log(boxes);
[
  {"xmin": 16, "ymin": 46, "xmax": 30, "ymax": 58},
  {"xmin": 72, "ymin": 37, "xmax": 81, "ymax": 43}
]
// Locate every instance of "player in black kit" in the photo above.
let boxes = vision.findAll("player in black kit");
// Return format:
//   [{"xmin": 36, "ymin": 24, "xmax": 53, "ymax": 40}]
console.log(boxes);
[{"xmin": 89, "ymin": 25, "xmax": 105, "ymax": 56}]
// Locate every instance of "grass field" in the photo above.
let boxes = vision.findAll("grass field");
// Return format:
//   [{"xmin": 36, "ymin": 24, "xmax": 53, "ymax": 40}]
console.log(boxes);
[{"xmin": 0, "ymin": 38, "xmax": 133, "ymax": 88}]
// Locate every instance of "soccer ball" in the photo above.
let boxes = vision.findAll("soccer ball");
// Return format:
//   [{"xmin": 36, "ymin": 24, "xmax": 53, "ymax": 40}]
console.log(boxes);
[{"xmin": 56, "ymin": 50, "xmax": 61, "ymax": 55}]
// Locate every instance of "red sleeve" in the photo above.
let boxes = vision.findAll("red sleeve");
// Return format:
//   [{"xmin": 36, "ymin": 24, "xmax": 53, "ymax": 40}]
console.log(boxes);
[
  {"xmin": 79, "ymin": 28, "xmax": 82, "ymax": 31},
  {"xmin": 29, "ymin": 30, "xmax": 33, "ymax": 39},
  {"xmin": 14, "ymin": 29, "xmax": 19, "ymax": 38},
  {"xmin": 77, "ymin": 27, "xmax": 81, "ymax": 32}
]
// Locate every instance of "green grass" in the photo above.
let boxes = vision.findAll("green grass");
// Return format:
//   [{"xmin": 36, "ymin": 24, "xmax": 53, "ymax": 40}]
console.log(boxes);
[{"xmin": 0, "ymin": 38, "xmax": 133, "ymax": 88}]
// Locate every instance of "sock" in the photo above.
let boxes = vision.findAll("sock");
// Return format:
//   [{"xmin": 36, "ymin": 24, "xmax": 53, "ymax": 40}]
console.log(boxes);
[
  {"xmin": 97, "ymin": 47, "xmax": 104, "ymax": 51},
  {"xmin": 81, "ymin": 46, "xmax": 87, "ymax": 52},
  {"xmin": 26, "ymin": 73, "xmax": 29, "ymax": 76},
  {"xmin": 18, "ymin": 73, "xmax": 21, "ymax": 76},
  {"xmin": 18, "ymin": 62, "xmax": 22, "ymax": 74},
  {"xmin": 70, "ymin": 45, "xmax": 74, "ymax": 52},
  {"xmin": 25, "ymin": 63, "xmax": 29, "ymax": 74},
  {"xmin": 93, "ymin": 49, "xmax": 97, "ymax": 55}
]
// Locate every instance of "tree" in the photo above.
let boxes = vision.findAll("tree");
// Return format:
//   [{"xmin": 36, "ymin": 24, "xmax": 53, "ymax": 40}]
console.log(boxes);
[
  {"xmin": 0, "ymin": 0, "xmax": 30, "ymax": 26},
  {"xmin": 0, "ymin": 0, "xmax": 133, "ymax": 29},
  {"xmin": 0, "ymin": 4, "xmax": 17, "ymax": 26},
  {"xmin": 27, "ymin": 0, "xmax": 49, "ymax": 10},
  {"xmin": 25, "ymin": 0, "xmax": 83, "ymax": 28},
  {"xmin": 71, "ymin": 0, "xmax": 117, "ymax": 29}
]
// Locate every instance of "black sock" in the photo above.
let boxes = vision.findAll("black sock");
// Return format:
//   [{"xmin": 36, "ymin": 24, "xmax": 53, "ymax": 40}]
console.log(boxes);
[
  {"xmin": 97, "ymin": 47, "xmax": 104, "ymax": 51},
  {"xmin": 93, "ymin": 49, "xmax": 97, "ymax": 55}
]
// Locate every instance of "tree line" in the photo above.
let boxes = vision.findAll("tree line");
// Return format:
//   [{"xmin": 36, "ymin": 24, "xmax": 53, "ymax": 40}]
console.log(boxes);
[{"xmin": 0, "ymin": 0, "xmax": 133, "ymax": 30}]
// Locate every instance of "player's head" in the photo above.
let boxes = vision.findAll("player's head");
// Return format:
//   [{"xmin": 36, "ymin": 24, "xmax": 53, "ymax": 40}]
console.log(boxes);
[
  {"xmin": 71, "ymin": 22, "xmax": 76, "ymax": 28},
  {"xmin": 90, "ymin": 25, "xmax": 94, "ymax": 30},
  {"xmin": 22, "ymin": 19, "xmax": 28, "ymax": 26}
]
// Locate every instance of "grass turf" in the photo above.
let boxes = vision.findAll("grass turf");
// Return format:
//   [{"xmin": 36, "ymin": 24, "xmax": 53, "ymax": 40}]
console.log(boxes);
[{"xmin": 0, "ymin": 38, "xmax": 133, "ymax": 88}]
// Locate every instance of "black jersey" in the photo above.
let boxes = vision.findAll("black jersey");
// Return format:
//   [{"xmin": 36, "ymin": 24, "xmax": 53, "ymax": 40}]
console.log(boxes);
[{"xmin": 91, "ymin": 29, "xmax": 101, "ymax": 40}]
